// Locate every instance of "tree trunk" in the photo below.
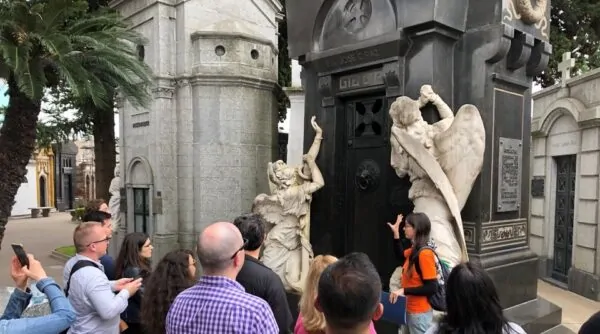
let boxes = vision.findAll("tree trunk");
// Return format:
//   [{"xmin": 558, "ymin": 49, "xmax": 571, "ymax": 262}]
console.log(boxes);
[
  {"xmin": 92, "ymin": 96, "xmax": 116, "ymax": 201},
  {"xmin": 87, "ymin": 0, "xmax": 117, "ymax": 201},
  {"xmin": 0, "ymin": 77, "xmax": 42, "ymax": 248}
]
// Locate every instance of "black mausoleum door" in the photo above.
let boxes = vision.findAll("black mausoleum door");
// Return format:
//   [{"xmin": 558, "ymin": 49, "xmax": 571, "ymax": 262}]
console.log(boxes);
[
  {"xmin": 344, "ymin": 94, "xmax": 413, "ymax": 291},
  {"xmin": 552, "ymin": 155, "xmax": 576, "ymax": 283}
]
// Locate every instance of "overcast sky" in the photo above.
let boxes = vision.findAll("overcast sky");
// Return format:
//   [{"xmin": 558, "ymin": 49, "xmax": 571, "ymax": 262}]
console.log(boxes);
[{"xmin": 0, "ymin": 83, "xmax": 6, "ymax": 107}]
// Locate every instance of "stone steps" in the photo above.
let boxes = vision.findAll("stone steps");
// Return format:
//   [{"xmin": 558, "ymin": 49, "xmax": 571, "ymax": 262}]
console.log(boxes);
[
  {"xmin": 505, "ymin": 298, "xmax": 563, "ymax": 334},
  {"xmin": 542, "ymin": 324, "xmax": 576, "ymax": 334}
]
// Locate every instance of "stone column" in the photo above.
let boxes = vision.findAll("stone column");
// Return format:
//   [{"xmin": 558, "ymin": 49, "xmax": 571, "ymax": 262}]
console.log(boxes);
[
  {"xmin": 454, "ymin": 2, "xmax": 554, "ymax": 329},
  {"xmin": 150, "ymin": 82, "xmax": 180, "ymax": 263},
  {"xmin": 284, "ymin": 87, "xmax": 305, "ymax": 166},
  {"xmin": 189, "ymin": 22, "xmax": 278, "ymax": 235}
]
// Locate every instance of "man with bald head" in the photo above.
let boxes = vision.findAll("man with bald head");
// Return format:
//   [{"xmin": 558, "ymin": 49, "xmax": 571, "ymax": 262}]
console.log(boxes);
[{"xmin": 167, "ymin": 222, "xmax": 278, "ymax": 334}]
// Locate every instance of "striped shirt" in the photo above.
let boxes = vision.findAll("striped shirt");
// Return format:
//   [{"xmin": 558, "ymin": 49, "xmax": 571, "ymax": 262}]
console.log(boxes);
[{"xmin": 166, "ymin": 275, "xmax": 278, "ymax": 334}]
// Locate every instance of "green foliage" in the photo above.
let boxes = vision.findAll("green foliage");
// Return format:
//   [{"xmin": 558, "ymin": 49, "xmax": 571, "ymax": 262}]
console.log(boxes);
[
  {"xmin": 0, "ymin": 0, "xmax": 152, "ymax": 108},
  {"xmin": 537, "ymin": 0, "xmax": 600, "ymax": 87},
  {"xmin": 277, "ymin": 0, "xmax": 291, "ymax": 122},
  {"xmin": 0, "ymin": 0, "xmax": 152, "ymax": 147},
  {"xmin": 55, "ymin": 245, "xmax": 76, "ymax": 256}
]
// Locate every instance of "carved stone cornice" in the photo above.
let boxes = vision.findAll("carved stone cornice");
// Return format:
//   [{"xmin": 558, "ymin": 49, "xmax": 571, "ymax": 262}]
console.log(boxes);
[
  {"xmin": 175, "ymin": 78, "xmax": 191, "ymax": 88},
  {"xmin": 526, "ymin": 40, "xmax": 552, "ymax": 77},
  {"xmin": 485, "ymin": 25, "xmax": 513, "ymax": 65},
  {"xmin": 189, "ymin": 74, "xmax": 277, "ymax": 91},
  {"xmin": 506, "ymin": 31, "xmax": 534, "ymax": 70},
  {"xmin": 152, "ymin": 86, "xmax": 175, "ymax": 99}
]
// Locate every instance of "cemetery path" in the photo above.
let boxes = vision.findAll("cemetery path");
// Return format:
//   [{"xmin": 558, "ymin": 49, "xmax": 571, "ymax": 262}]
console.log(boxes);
[
  {"xmin": 538, "ymin": 279, "xmax": 600, "ymax": 332},
  {"xmin": 1, "ymin": 212, "xmax": 74, "ymax": 286}
]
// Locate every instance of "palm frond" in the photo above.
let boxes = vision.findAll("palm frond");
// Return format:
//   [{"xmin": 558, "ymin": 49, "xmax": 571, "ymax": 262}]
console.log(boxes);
[{"xmin": 0, "ymin": 0, "xmax": 153, "ymax": 108}]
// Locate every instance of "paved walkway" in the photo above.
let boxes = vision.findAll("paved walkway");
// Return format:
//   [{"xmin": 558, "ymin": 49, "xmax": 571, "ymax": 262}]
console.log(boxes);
[
  {"xmin": 539, "ymin": 280, "xmax": 599, "ymax": 332},
  {"xmin": 0, "ymin": 213, "xmax": 75, "ymax": 286}
]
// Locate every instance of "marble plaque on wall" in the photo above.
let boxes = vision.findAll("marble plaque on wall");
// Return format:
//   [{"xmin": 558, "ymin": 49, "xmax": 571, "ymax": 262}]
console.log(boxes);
[{"xmin": 497, "ymin": 137, "xmax": 522, "ymax": 212}]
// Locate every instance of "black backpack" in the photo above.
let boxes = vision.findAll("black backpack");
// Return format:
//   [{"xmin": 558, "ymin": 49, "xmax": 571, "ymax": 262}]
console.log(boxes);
[
  {"xmin": 413, "ymin": 246, "xmax": 450, "ymax": 312},
  {"xmin": 60, "ymin": 260, "xmax": 100, "ymax": 334}
]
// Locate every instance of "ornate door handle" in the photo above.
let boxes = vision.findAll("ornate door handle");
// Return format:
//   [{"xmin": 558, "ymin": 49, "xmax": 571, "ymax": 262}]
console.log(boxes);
[{"xmin": 355, "ymin": 160, "xmax": 380, "ymax": 192}]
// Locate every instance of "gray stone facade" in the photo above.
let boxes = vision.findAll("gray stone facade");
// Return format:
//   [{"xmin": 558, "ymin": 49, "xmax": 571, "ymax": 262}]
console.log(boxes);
[
  {"xmin": 110, "ymin": 0, "xmax": 282, "ymax": 262},
  {"xmin": 531, "ymin": 68, "xmax": 600, "ymax": 301}
]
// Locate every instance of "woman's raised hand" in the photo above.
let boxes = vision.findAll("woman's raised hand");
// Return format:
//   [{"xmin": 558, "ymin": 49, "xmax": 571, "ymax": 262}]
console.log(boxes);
[{"xmin": 387, "ymin": 214, "xmax": 403, "ymax": 239}]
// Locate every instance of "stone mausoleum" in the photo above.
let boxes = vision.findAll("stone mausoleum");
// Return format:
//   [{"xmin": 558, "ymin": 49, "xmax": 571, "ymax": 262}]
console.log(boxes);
[
  {"xmin": 286, "ymin": 0, "xmax": 563, "ymax": 333},
  {"xmin": 110, "ymin": 0, "xmax": 282, "ymax": 260},
  {"xmin": 531, "ymin": 61, "xmax": 600, "ymax": 301}
]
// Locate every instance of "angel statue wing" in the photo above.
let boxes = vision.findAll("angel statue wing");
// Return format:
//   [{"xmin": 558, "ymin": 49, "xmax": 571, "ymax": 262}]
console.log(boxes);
[
  {"xmin": 267, "ymin": 162, "xmax": 281, "ymax": 195},
  {"xmin": 390, "ymin": 127, "xmax": 469, "ymax": 261},
  {"xmin": 434, "ymin": 104, "xmax": 486, "ymax": 210},
  {"xmin": 252, "ymin": 193, "xmax": 282, "ymax": 235}
]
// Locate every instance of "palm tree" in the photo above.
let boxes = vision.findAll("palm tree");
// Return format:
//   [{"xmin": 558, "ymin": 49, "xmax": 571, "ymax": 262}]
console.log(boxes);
[{"xmin": 0, "ymin": 0, "xmax": 152, "ymax": 247}]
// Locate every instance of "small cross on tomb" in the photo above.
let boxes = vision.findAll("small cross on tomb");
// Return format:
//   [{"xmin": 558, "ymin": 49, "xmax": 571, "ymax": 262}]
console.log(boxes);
[{"xmin": 558, "ymin": 52, "xmax": 575, "ymax": 87}]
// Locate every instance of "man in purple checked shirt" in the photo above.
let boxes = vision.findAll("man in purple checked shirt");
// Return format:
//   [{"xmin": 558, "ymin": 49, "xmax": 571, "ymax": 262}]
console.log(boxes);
[{"xmin": 166, "ymin": 221, "xmax": 278, "ymax": 334}]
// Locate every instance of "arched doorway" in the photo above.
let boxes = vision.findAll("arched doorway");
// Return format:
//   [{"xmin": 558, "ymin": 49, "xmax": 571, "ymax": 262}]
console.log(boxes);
[{"xmin": 39, "ymin": 176, "xmax": 47, "ymax": 207}]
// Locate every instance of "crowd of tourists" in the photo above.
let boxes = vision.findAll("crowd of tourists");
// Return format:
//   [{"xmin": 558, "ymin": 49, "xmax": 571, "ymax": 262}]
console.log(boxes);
[{"xmin": 0, "ymin": 200, "xmax": 599, "ymax": 334}]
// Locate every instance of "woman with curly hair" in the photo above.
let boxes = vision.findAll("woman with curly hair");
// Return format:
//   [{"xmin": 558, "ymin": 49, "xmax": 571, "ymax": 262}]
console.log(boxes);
[{"xmin": 140, "ymin": 249, "xmax": 196, "ymax": 334}]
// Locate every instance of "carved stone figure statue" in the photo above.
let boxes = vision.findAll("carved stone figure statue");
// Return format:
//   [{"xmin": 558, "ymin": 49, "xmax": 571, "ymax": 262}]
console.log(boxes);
[
  {"xmin": 389, "ymin": 85, "xmax": 485, "ymax": 267},
  {"xmin": 513, "ymin": 0, "xmax": 547, "ymax": 24},
  {"xmin": 108, "ymin": 165, "xmax": 122, "ymax": 231},
  {"xmin": 253, "ymin": 116, "xmax": 325, "ymax": 293},
  {"xmin": 505, "ymin": 0, "xmax": 548, "ymax": 38}
]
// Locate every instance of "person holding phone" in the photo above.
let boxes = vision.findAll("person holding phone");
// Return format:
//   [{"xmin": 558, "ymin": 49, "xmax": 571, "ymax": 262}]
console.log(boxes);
[{"xmin": 0, "ymin": 254, "xmax": 75, "ymax": 333}]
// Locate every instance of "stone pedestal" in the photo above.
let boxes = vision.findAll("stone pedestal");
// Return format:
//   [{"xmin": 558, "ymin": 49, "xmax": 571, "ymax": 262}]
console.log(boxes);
[{"xmin": 285, "ymin": 0, "xmax": 560, "ymax": 333}]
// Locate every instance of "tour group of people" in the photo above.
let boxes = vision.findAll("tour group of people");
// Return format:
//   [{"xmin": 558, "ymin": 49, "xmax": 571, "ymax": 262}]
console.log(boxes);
[{"xmin": 0, "ymin": 200, "xmax": 599, "ymax": 334}]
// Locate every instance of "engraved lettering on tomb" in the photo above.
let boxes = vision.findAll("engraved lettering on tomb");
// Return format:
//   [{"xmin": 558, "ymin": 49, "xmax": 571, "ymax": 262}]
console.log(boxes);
[
  {"xmin": 482, "ymin": 223, "xmax": 527, "ymax": 243},
  {"xmin": 339, "ymin": 69, "xmax": 383, "ymax": 91},
  {"xmin": 497, "ymin": 137, "xmax": 522, "ymax": 212}
]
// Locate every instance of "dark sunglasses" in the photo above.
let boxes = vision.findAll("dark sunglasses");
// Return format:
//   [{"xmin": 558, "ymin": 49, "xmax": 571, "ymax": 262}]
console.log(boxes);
[{"xmin": 230, "ymin": 239, "xmax": 249, "ymax": 259}]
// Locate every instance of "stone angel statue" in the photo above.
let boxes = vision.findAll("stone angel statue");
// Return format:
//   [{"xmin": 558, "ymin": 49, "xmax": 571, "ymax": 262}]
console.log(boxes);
[
  {"xmin": 390, "ymin": 85, "xmax": 485, "ymax": 267},
  {"xmin": 108, "ymin": 165, "xmax": 122, "ymax": 231},
  {"xmin": 253, "ymin": 116, "xmax": 325, "ymax": 293}
]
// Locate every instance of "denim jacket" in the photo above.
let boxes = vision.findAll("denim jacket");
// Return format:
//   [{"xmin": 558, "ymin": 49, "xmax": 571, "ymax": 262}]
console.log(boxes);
[{"xmin": 0, "ymin": 277, "xmax": 76, "ymax": 334}]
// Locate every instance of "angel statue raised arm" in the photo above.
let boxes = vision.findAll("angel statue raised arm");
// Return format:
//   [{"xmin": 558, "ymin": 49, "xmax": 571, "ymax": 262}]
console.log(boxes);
[
  {"xmin": 253, "ymin": 116, "xmax": 325, "ymax": 293},
  {"xmin": 390, "ymin": 85, "xmax": 486, "ymax": 268}
]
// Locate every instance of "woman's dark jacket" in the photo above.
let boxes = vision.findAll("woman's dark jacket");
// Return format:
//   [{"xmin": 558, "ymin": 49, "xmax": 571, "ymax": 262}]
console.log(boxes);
[{"xmin": 120, "ymin": 266, "xmax": 149, "ymax": 324}]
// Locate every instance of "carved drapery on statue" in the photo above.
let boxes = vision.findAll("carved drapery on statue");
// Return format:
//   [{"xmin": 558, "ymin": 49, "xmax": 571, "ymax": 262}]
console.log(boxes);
[
  {"xmin": 108, "ymin": 165, "xmax": 122, "ymax": 231},
  {"xmin": 253, "ymin": 116, "xmax": 325, "ymax": 293},
  {"xmin": 389, "ymin": 85, "xmax": 485, "ymax": 267}
]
